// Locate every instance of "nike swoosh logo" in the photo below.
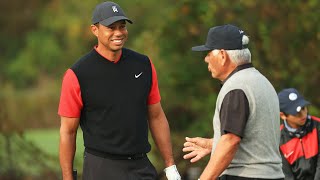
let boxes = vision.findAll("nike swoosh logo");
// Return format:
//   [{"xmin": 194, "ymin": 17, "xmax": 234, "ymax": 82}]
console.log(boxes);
[
  {"xmin": 135, "ymin": 72, "xmax": 143, "ymax": 78},
  {"xmin": 284, "ymin": 151, "xmax": 294, "ymax": 158}
]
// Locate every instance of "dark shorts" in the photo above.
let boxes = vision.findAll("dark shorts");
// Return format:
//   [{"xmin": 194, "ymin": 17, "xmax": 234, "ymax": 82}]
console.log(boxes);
[
  {"xmin": 83, "ymin": 151, "xmax": 158, "ymax": 180},
  {"xmin": 219, "ymin": 175, "xmax": 284, "ymax": 180}
]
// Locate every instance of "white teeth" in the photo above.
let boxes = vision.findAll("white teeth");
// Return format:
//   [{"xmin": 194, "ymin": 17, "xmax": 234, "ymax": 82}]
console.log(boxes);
[{"xmin": 113, "ymin": 40, "xmax": 122, "ymax": 43}]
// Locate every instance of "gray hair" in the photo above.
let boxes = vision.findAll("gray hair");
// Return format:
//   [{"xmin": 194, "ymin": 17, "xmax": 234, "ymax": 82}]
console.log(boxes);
[{"xmin": 225, "ymin": 35, "xmax": 251, "ymax": 65}]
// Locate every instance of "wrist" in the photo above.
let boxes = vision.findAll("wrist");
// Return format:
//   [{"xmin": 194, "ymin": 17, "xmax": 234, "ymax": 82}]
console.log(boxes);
[
  {"xmin": 164, "ymin": 164, "xmax": 176, "ymax": 171},
  {"xmin": 164, "ymin": 159, "xmax": 175, "ymax": 167},
  {"xmin": 206, "ymin": 138, "xmax": 213, "ymax": 149}
]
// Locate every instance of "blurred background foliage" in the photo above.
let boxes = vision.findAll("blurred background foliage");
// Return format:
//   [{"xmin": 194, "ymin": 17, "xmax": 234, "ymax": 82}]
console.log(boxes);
[{"xmin": 0, "ymin": 0, "xmax": 319, "ymax": 179}]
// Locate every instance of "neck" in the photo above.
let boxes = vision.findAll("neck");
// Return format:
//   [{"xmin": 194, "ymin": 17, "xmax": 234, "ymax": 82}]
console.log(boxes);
[
  {"xmin": 284, "ymin": 120, "xmax": 298, "ymax": 131},
  {"xmin": 220, "ymin": 63, "xmax": 237, "ymax": 81},
  {"xmin": 96, "ymin": 46, "xmax": 122, "ymax": 62}
]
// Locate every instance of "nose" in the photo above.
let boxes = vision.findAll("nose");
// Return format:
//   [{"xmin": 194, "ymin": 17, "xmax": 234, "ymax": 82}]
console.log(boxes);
[
  {"xmin": 114, "ymin": 28, "xmax": 123, "ymax": 36},
  {"xmin": 204, "ymin": 56, "xmax": 209, "ymax": 63}
]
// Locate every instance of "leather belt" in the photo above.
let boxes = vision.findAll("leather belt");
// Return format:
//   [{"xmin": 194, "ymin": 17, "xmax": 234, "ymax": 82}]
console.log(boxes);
[{"xmin": 85, "ymin": 148, "xmax": 146, "ymax": 160}]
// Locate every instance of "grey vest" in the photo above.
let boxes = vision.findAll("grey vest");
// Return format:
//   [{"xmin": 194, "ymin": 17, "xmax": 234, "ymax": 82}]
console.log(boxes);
[{"xmin": 212, "ymin": 67, "xmax": 284, "ymax": 178}]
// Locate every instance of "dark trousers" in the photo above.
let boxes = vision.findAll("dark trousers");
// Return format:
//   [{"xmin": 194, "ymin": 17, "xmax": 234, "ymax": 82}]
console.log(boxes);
[
  {"xmin": 83, "ymin": 151, "xmax": 158, "ymax": 180},
  {"xmin": 219, "ymin": 175, "xmax": 284, "ymax": 180}
]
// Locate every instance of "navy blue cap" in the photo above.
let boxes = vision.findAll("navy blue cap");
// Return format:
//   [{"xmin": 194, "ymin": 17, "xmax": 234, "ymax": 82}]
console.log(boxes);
[
  {"xmin": 278, "ymin": 88, "xmax": 310, "ymax": 115},
  {"xmin": 92, "ymin": 1, "xmax": 132, "ymax": 26},
  {"xmin": 191, "ymin": 24, "xmax": 246, "ymax": 51}
]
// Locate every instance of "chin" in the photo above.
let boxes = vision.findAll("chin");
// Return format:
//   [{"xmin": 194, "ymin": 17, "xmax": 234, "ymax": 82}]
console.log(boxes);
[
  {"xmin": 211, "ymin": 73, "xmax": 217, "ymax": 79},
  {"xmin": 111, "ymin": 47, "xmax": 123, "ymax": 52},
  {"xmin": 300, "ymin": 122, "xmax": 306, "ymax": 126}
]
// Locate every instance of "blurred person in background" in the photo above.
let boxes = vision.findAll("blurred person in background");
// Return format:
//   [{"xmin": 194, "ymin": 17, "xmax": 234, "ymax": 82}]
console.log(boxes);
[
  {"xmin": 278, "ymin": 88, "xmax": 320, "ymax": 180},
  {"xmin": 58, "ymin": 1, "xmax": 180, "ymax": 180},
  {"xmin": 182, "ymin": 24, "xmax": 284, "ymax": 180}
]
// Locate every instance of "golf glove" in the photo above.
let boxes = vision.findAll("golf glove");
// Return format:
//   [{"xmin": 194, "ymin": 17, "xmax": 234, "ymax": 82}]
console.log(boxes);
[{"xmin": 164, "ymin": 165, "xmax": 181, "ymax": 180}]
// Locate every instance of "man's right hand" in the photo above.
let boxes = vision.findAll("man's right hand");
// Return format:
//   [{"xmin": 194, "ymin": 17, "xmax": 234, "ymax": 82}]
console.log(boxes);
[{"xmin": 182, "ymin": 137, "xmax": 212, "ymax": 163}]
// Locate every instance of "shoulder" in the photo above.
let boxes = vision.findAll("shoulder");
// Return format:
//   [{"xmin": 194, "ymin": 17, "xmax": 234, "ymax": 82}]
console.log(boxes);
[
  {"xmin": 71, "ymin": 50, "xmax": 97, "ymax": 69},
  {"xmin": 225, "ymin": 68, "xmax": 257, "ymax": 86},
  {"xmin": 310, "ymin": 116, "xmax": 320, "ymax": 132},
  {"xmin": 122, "ymin": 48, "xmax": 149, "ymax": 62},
  {"xmin": 311, "ymin": 116, "xmax": 320, "ymax": 123}
]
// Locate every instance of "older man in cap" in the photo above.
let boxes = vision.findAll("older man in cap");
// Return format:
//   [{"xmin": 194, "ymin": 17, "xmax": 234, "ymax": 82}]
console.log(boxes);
[
  {"xmin": 182, "ymin": 24, "xmax": 284, "ymax": 180},
  {"xmin": 58, "ymin": 1, "xmax": 180, "ymax": 180},
  {"xmin": 278, "ymin": 88, "xmax": 320, "ymax": 180}
]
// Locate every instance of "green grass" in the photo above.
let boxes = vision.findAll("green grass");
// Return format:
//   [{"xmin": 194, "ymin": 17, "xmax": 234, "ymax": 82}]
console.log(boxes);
[
  {"xmin": 22, "ymin": 128, "xmax": 164, "ymax": 177},
  {"xmin": 24, "ymin": 128, "xmax": 85, "ymax": 169}
]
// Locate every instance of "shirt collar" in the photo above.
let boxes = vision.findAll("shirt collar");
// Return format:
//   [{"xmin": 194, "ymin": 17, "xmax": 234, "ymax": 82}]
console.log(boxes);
[
  {"xmin": 284, "ymin": 120, "xmax": 297, "ymax": 132},
  {"xmin": 221, "ymin": 63, "xmax": 253, "ymax": 85},
  {"xmin": 94, "ymin": 45, "xmax": 123, "ymax": 63}
]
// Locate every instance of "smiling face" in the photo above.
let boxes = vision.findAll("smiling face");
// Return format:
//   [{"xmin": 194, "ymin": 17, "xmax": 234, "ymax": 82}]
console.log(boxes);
[
  {"xmin": 91, "ymin": 20, "xmax": 128, "ymax": 53},
  {"xmin": 280, "ymin": 106, "xmax": 308, "ymax": 129}
]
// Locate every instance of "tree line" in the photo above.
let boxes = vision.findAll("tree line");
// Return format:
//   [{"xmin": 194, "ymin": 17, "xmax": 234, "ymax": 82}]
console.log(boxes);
[{"xmin": 0, "ymin": 0, "xmax": 319, "ymax": 178}]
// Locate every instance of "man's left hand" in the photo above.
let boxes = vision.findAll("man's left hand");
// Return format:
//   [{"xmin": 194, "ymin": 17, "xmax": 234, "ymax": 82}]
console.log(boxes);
[{"xmin": 164, "ymin": 165, "xmax": 181, "ymax": 180}]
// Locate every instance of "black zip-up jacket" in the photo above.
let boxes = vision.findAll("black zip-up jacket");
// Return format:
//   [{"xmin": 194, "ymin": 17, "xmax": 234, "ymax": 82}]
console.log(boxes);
[{"xmin": 280, "ymin": 115, "xmax": 320, "ymax": 180}]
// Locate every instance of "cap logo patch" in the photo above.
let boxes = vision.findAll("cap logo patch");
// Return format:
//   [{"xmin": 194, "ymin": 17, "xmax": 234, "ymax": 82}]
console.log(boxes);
[
  {"xmin": 239, "ymin": 30, "xmax": 244, "ymax": 34},
  {"xmin": 289, "ymin": 93, "xmax": 298, "ymax": 101},
  {"xmin": 112, "ymin": 6, "xmax": 118, "ymax": 13},
  {"xmin": 296, "ymin": 106, "xmax": 301, "ymax": 112}
]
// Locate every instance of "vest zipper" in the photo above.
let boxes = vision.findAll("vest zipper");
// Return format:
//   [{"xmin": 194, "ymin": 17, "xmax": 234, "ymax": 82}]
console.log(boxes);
[{"xmin": 300, "ymin": 138, "xmax": 305, "ymax": 156}]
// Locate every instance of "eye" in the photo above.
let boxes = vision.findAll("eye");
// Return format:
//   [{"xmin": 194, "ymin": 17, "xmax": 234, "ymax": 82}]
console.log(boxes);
[
  {"xmin": 120, "ymin": 24, "xmax": 126, "ymax": 29},
  {"xmin": 109, "ymin": 26, "xmax": 116, "ymax": 30}
]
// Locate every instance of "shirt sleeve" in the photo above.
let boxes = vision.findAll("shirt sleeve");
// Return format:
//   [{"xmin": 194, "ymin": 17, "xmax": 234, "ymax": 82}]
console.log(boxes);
[
  {"xmin": 147, "ymin": 59, "xmax": 161, "ymax": 105},
  {"xmin": 58, "ymin": 69, "xmax": 83, "ymax": 117},
  {"xmin": 220, "ymin": 89, "xmax": 249, "ymax": 138},
  {"xmin": 281, "ymin": 153, "xmax": 295, "ymax": 180}
]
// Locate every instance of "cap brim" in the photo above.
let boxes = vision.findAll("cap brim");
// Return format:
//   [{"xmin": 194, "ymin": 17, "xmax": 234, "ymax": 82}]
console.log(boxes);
[
  {"xmin": 99, "ymin": 16, "xmax": 133, "ymax": 26},
  {"xmin": 287, "ymin": 99, "xmax": 311, "ymax": 115},
  {"xmin": 191, "ymin": 45, "xmax": 211, "ymax": 52}
]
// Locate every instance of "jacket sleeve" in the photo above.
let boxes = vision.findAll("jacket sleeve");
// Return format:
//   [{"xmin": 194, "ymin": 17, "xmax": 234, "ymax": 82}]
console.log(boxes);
[
  {"xmin": 314, "ymin": 122, "xmax": 320, "ymax": 180},
  {"xmin": 281, "ymin": 152, "xmax": 295, "ymax": 180}
]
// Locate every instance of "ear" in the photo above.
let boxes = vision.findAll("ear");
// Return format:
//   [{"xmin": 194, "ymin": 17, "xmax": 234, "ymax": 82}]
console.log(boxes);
[
  {"xmin": 91, "ymin": 25, "xmax": 99, "ymax": 37},
  {"xmin": 280, "ymin": 112, "xmax": 287, "ymax": 121},
  {"xmin": 219, "ymin": 49, "xmax": 228, "ymax": 65}
]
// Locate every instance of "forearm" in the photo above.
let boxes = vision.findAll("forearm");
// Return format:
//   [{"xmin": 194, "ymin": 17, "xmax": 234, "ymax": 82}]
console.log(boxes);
[
  {"xmin": 59, "ymin": 129, "xmax": 77, "ymax": 180},
  {"xmin": 149, "ymin": 114, "xmax": 175, "ymax": 167},
  {"xmin": 200, "ymin": 134, "xmax": 240, "ymax": 179}
]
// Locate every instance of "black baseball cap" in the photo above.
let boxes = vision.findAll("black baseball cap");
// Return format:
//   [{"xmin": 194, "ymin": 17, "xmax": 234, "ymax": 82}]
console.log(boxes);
[
  {"xmin": 278, "ymin": 88, "xmax": 310, "ymax": 115},
  {"xmin": 92, "ymin": 1, "xmax": 132, "ymax": 26},
  {"xmin": 191, "ymin": 24, "xmax": 246, "ymax": 51}
]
